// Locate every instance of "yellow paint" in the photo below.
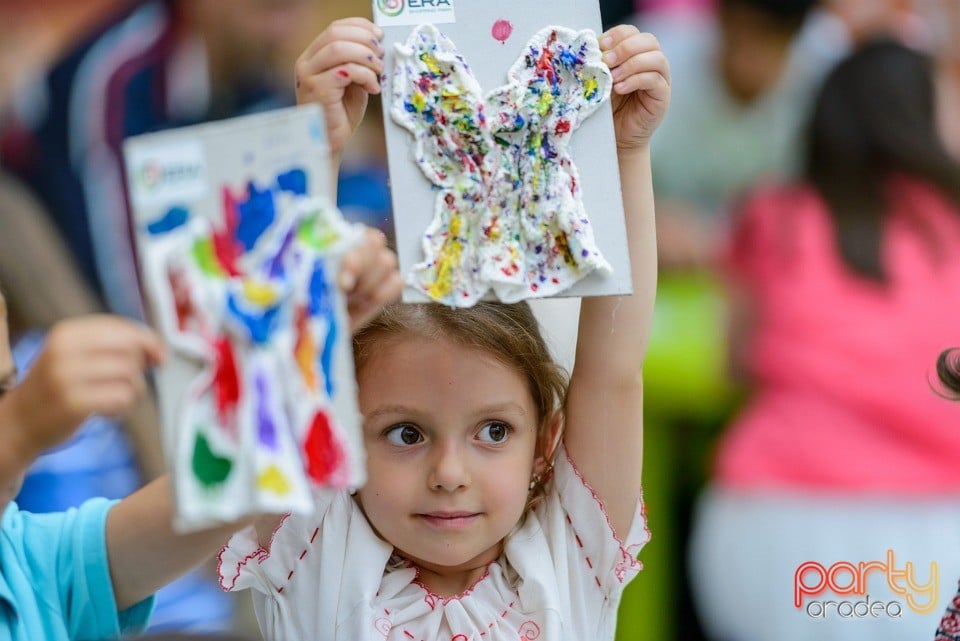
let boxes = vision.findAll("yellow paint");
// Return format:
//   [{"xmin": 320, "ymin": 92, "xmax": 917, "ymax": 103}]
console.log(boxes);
[
  {"xmin": 530, "ymin": 132, "xmax": 543, "ymax": 190},
  {"xmin": 412, "ymin": 90, "xmax": 426, "ymax": 113},
  {"xmin": 538, "ymin": 90, "xmax": 554, "ymax": 116},
  {"xmin": 585, "ymin": 77, "xmax": 599, "ymax": 100},
  {"xmin": 442, "ymin": 87, "xmax": 467, "ymax": 113},
  {"xmin": 429, "ymin": 214, "xmax": 463, "ymax": 300},
  {"xmin": 421, "ymin": 53, "xmax": 442, "ymax": 76},
  {"xmin": 258, "ymin": 465, "xmax": 292, "ymax": 495},
  {"xmin": 556, "ymin": 230, "xmax": 578, "ymax": 269},
  {"xmin": 243, "ymin": 280, "xmax": 278, "ymax": 306}
]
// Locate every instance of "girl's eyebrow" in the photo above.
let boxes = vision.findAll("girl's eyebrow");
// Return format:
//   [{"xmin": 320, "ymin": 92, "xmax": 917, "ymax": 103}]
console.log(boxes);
[
  {"xmin": 364, "ymin": 404, "xmax": 423, "ymax": 421},
  {"xmin": 365, "ymin": 401, "xmax": 528, "ymax": 422},
  {"xmin": 470, "ymin": 402, "xmax": 528, "ymax": 417}
]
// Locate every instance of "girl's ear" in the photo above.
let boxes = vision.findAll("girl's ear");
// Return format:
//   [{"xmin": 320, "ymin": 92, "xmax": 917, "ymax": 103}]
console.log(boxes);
[{"xmin": 533, "ymin": 413, "xmax": 563, "ymax": 477}]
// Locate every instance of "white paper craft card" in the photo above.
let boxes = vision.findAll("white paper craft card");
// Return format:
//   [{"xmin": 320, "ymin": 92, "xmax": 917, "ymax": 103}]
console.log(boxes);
[
  {"xmin": 375, "ymin": 0, "xmax": 630, "ymax": 306},
  {"xmin": 124, "ymin": 106, "xmax": 365, "ymax": 532}
]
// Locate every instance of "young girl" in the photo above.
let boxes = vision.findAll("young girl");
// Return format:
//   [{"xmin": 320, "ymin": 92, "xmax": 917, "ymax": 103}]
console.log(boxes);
[{"xmin": 218, "ymin": 17, "xmax": 669, "ymax": 641}]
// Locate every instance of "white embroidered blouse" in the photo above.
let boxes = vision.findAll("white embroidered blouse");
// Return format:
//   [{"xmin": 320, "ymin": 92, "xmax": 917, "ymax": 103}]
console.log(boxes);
[{"xmin": 217, "ymin": 446, "xmax": 649, "ymax": 641}]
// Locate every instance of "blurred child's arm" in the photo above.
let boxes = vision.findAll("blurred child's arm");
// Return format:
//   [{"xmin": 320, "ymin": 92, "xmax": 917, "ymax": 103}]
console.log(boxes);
[
  {"xmin": 0, "ymin": 316, "xmax": 165, "ymax": 503},
  {"xmin": 564, "ymin": 26, "xmax": 669, "ymax": 538},
  {"xmin": 107, "ymin": 230, "xmax": 402, "ymax": 609},
  {"xmin": 295, "ymin": 17, "xmax": 384, "ymax": 168}
]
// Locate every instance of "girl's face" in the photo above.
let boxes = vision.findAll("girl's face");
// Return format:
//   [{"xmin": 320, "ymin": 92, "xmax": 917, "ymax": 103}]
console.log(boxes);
[{"xmin": 357, "ymin": 334, "xmax": 539, "ymax": 574}]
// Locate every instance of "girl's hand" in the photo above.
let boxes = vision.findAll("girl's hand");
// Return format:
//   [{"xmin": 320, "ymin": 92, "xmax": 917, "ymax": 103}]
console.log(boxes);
[
  {"xmin": 295, "ymin": 18, "xmax": 385, "ymax": 156},
  {"xmin": 601, "ymin": 25, "xmax": 671, "ymax": 155},
  {"xmin": 339, "ymin": 228, "xmax": 403, "ymax": 333},
  {"xmin": 3, "ymin": 316, "xmax": 165, "ymax": 458}
]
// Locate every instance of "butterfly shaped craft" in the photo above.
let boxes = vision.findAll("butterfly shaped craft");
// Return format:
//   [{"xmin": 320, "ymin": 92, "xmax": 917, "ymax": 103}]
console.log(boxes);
[{"xmin": 392, "ymin": 24, "xmax": 614, "ymax": 307}]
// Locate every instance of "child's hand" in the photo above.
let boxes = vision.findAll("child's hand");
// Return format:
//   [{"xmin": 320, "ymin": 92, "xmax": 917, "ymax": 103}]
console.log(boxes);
[
  {"xmin": 338, "ymin": 228, "xmax": 403, "ymax": 333},
  {"xmin": 3, "ymin": 316, "xmax": 165, "ymax": 458},
  {"xmin": 600, "ymin": 25, "xmax": 670, "ymax": 154},
  {"xmin": 295, "ymin": 18, "xmax": 385, "ymax": 157}
]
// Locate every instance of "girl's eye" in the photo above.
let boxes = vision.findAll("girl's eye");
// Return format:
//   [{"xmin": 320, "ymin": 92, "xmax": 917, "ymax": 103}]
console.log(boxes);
[
  {"xmin": 477, "ymin": 421, "xmax": 511, "ymax": 443},
  {"xmin": 385, "ymin": 424, "xmax": 424, "ymax": 446}
]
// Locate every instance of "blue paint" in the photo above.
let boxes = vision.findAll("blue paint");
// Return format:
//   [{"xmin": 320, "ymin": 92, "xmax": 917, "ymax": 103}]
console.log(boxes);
[
  {"xmin": 146, "ymin": 206, "xmax": 189, "ymax": 235},
  {"xmin": 227, "ymin": 293, "xmax": 281, "ymax": 344},
  {"xmin": 255, "ymin": 370, "xmax": 279, "ymax": 451},
  {"xmin": 559, "ymin": 49, "xmax": 579, "ymax": 68},
  {"xmin": 320, "ymin": 316, "xmax": 337, "ymax": 397},
  {"xmin": 277, "ymin": 168, "xmax": 308, "ymax": 195},
  {"xmin": 235, "ymin": 183, "xmax": 276, "ymax": 250},
  {"xmin": 308, "ymin": 260, "xmax": 333, "ymax": 318},
  {"xmin": 268, "ymin": 228, "xmax": 295, "ymax": 278},
  {"xmin": 307, "ymin": 259, "xmax": 337, "ymax": 396}
]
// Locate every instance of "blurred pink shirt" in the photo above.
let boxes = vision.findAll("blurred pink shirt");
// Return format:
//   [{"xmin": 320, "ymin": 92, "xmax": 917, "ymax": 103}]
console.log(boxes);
[
  {"xmin": 636, "ymin": 0, "xmax": 714, "ymax": 14},
  {"xmin": 716, "ymin": 177, "xmax": 960, "ymax": 494}
]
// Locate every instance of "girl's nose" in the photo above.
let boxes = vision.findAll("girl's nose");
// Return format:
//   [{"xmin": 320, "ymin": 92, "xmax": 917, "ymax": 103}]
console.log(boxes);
[{"xmin": 427, "ymin": 442, "xmax": 471, "ymax": 492}]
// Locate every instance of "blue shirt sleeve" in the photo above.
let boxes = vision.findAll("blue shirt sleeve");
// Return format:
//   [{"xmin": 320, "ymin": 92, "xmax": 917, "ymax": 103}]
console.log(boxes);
[{"xmin": 21, "ymin": 498, "xmax": 155, "ymax": 639}]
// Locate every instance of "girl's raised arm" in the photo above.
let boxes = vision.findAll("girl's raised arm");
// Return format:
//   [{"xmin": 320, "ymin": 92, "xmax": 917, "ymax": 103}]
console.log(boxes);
[{"xmin": 563, "ymin": 26, "xmax": 669, "ymax": 537}]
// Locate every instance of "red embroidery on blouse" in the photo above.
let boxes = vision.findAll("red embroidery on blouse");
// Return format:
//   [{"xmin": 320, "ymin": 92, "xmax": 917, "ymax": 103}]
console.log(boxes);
[
  {"xmin": 374, "ymin": 617, "xmax": 392, "ymax": 637},
  {"xmin": 518, "ymin": 620, "xmax": 541, "ymax": 639},
  {"xmin": 217, "ymin": 513, "xmax": 289, "ymax": 591},
  {"xmin": 563, "ymin": 449, "xmax": 649, "ymax": 584},
  {"xmin": 410, "ymin": 562, "xmax": 494, "ymax": 607}
]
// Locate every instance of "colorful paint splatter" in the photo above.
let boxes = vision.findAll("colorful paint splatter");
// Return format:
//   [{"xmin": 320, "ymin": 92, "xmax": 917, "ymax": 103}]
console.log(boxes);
[
  {"xmin": 392, "ymin": 24, "xmax": 613, "ymax": 307},
  {"xmin": 141, "ymin": 172, "xmax": 359, "ymax": 527}
]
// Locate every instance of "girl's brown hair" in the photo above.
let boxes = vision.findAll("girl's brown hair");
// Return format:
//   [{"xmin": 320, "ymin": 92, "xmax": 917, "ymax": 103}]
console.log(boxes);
[{"xmin": 353, "ymin": 301, "xmax": 568, "ymax": 506}]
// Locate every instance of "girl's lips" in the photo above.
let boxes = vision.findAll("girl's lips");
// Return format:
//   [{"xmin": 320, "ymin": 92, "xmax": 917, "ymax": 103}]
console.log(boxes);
[{"xmin": 416, "ymin": 512, "xmax": 481, "ymax": 530}]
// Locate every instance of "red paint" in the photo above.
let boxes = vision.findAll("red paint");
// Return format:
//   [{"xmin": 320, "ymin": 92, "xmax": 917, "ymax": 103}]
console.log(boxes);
[
  {"xmin": 213, "ymin": 336, "xmax": 240, "ymax": 434},
  {"xmin": 491, "ymin": 19, "xmax": 513, "ymax": 44},
  {"xmin": 304, "ymin": 410, "xmax": 345, "ymax": 484},
  {"xmin": 554, "ymin": 119, "xmax": 571, "ymax": 136},
  {"xmin": 337, "ymin": 69, "xmax": 350, "ymax": 79},
  {"xmin": 214, "ymin": 188, "xmax": 243, "ymax": 276},
  {"xmin": 168, "ymin": 267, "xmax": 195, "ymax": 330},
  {"xmin": 212, "ymin": 232, "xmax": 242, "ymax": 276}
]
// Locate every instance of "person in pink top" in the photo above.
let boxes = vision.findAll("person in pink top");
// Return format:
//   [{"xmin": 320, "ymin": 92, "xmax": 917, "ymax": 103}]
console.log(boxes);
[{"xmin": 689, "ymin": 40, "xmax": 960, "ymax": 641}]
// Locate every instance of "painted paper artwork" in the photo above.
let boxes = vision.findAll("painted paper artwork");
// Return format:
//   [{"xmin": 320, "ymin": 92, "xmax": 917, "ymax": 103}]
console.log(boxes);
[
  {"xmin": 377, "ymin": 0, "xmax": 628, "ymax": 306},
  {"xmin": 392, "ymin": 24, "xmax": 612, "ymax": 307},
  {"xmin": 125, "ymin": 107, "xmax": 364, "ymax": 531}
]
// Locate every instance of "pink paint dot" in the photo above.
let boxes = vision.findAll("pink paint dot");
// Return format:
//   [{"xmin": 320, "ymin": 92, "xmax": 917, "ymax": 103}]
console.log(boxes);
[{"xmin": 492, "ymin": 19, "xmax": 513, "ymax": 44}]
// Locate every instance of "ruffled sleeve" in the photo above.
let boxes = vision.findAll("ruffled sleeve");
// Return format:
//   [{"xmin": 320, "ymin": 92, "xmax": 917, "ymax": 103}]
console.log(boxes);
[
  {"xmin": 550, "ymin": 445, "xmax": 650, "ymax": 592},
  {"xmin": 216, "ymin": 488, "xmax": 393, "ymax": 641},
  {"xmin": 506, "ymin": 445, "xmax": 649, "ymax": 638}
]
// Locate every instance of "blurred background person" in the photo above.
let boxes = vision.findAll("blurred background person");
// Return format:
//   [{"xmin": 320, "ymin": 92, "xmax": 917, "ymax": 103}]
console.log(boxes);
[
  {"xmin": 616, "ymin": 1, "xmax": 960, "ymax": 639},
  {"xmin": 0, "ymin": 0, "xmax": 342, "ymax": 636},
  {"xmin": 1, "ymin": 0, "xmax": 320, "ymax": 321},
  {"xmin": 689, "ymin": 40, "xmax": 960, "ymax": 641},
  {"xmin": 619, "ymin": 1, "xmax": 830, "ymax": 638}
]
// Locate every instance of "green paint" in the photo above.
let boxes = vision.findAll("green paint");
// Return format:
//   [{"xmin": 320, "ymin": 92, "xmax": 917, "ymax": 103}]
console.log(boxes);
[
  {"xmin": 192, "ymin": 432, "xmax": 233, "ymax": 487},
  {"xmin": 297, "ymin": 215, "xmax": 340, "ymax": 251},
  {"xmin": 192, "ymin": 239, "xmax": 226, "ymax": 277}
]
